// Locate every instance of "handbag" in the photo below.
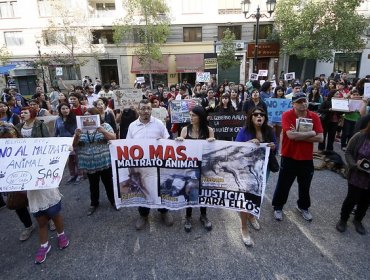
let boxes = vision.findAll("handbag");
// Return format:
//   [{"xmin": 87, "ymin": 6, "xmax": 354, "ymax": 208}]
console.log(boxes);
[
  {"xmin": 268, "ymin": 153, "xmax": 280, "ymax": 173},
  {"xmin": 6, "ymin": 191, "xmax": 28, "ymax": 210}
]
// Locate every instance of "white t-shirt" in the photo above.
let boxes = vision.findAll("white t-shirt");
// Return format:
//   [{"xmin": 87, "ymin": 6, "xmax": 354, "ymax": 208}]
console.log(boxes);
[{"xmin": 126, "ymin": 116, "xmax": 169, "ymax": 140}]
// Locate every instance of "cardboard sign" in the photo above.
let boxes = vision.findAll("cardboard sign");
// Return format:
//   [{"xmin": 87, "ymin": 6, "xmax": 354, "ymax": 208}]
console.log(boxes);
[{"xmin": 196, "ymin": 72, "xmax": 211, "ymax": 82}]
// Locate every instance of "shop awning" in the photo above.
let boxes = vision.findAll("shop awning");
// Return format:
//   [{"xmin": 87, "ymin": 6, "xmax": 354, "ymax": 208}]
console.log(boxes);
[
  {"xmin": 0, "ymin": 64, "xmax": 17, "ymax": 75},
  {"xmin": 176, "ymin": 54, "xmax": 204, "ymax": 73},
  {"xmin": 131, "ymin": 55, "xmax": 169, "ymax": 74}
]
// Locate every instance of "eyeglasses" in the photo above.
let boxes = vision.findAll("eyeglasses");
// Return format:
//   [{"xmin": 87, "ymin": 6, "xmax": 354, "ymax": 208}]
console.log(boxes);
[
  {"xmin": 252, "ymin": 112, "xmax": 265, "ymax": 117},
  {"xmin": 139, "ymin": 107, "xmax": 152, "ymax": 112}
]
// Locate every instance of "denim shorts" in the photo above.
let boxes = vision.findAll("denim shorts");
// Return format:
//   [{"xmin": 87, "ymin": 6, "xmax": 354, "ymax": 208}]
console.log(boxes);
[{"xmin": 33, "ymin": 200, "xmax": 62, "ymax": 218}]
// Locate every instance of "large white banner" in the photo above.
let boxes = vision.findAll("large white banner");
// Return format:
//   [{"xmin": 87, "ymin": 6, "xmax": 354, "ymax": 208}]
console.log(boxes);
[
  {"xmin": 0, "ymin": 137, "xmax": 73, "ymax": 191},
  {"xmin": 110, "ymin": 139, "xmax": 269, "ymax": 217}
]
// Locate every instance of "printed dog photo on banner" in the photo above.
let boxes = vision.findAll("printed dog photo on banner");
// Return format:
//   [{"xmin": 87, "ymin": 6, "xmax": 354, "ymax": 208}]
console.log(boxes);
[
  {"xmin": 201, "ymin": 144, "xmax": 266, "ymax": 196},
  {"xmin": 159, "ymin": 168, "xmax": 201, "ymax": 207}
]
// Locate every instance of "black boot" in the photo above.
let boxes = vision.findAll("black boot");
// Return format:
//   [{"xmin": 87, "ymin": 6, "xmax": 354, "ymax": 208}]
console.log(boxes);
[{"xmin": 336, "ymin": 219, "xmax": 347, "ymax": 233}]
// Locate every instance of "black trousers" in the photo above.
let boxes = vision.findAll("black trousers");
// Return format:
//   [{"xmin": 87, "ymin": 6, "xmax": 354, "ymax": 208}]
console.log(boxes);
[
  {"xmin": 186, "ymin": 207, "xmax": 207, "ymax": 217},
  {"xmin": 87, "ymin": 167, "xmax": 115, "ymax": 207},
  {"xmin": 138, "ymin": 207, "xmax": 168, "ymax": 217},
  {"xmin": 341, "ymin": 119, "xmax": 356, "ymax": 148},
  {"xmin": 319, "ymin": 122, "xmax": 338, "ymax": 151},
  {"xmin": 272, "ymin": 157, "xmax": 314, "ymax": 211},
  {"xmin": 16, "ymin": 207, "xmax": 33, "ymax": 228},
  {"xmin": 340, "ymin": 184, "xmax": 370, "ymax": 222}
]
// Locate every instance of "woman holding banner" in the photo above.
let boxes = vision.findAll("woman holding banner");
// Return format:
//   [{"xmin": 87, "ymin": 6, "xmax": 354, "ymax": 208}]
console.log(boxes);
[
  {"xmin": 235, "ymin": 107, "xmax": 276, "ymax": 247},
  {"xmin": 16, "ymin": 107, "xmax": 69, "ymax": 264},
  {"xmin": 176, "ymin": 105, "xmax": 215, "ymax": 232},
  {"xmin": 0, "ymin": 122, "xmax": 35, "ymax": 242},
  {"xmin": 55, "ymin": 103, "xmax": 79, "ymax": 184},
  {"xmin": 271, "ymin": 86, "xmax": 286, "ymax": 151}
]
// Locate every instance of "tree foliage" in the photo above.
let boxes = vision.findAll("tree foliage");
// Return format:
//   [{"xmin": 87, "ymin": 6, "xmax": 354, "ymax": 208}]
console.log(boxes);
[
  {"xmin": 0, "ymin": 46, "xmax": 11, "ymax": 66},
  {"xmin": 274, "ymin": 0, "xmax": 367, "ymax": 64},
  {"xmin": 43, "ymin": 0, "xmax": 94, "ymax": 78},
  {"xmin": 113, "ymin": 0, "xmax": 170, "ymax": 65},
  {"xmin": 217, "ymin": 29, "xmax": 239, "ymax": 71}
]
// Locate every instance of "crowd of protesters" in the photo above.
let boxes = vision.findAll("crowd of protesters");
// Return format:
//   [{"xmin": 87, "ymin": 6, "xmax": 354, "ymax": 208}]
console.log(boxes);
[{"xmin": 0, "ymin": 72, "xmax": 369, "ymax": 264}]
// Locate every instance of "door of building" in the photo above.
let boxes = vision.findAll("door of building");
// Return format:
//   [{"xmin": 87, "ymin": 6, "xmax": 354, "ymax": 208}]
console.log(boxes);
[
  {"xmin": 17, "ymin": 76, "xmax": 37, "ymax": 96},
  {"xmin": 99, "ymin": 59, "xmax": 119, "ymax": 86}
]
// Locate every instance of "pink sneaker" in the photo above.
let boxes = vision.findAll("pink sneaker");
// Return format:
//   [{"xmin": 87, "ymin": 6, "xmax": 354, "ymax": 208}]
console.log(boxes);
[
  {"xmin": 58, "ymin": 233, "xmax": 70, "ymax": 249},
  {"xmin": 34, "ymin": 244, "xmax": 51, "ymax": 264}
]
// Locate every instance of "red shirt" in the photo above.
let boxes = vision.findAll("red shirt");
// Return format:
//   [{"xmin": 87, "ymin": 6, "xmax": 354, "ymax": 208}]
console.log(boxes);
[
  {"xmin": 71, "ymin": 105, "xmax": 86, "ymax": 116},
  {"xmin": 281, "ymin": 109, "xmax": 323, "ymax": 160}
]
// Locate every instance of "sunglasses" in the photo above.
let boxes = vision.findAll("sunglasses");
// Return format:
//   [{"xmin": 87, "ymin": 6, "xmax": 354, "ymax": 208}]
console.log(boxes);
[{"xmin": 252, "ymin": 112, "xmax": 265, "ymax": 117}]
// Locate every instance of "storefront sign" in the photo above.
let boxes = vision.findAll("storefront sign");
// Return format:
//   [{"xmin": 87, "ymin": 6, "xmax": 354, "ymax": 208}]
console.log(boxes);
[{"xmin": 247, "ymin": 43, "xmax": 280, "ymax": 58}]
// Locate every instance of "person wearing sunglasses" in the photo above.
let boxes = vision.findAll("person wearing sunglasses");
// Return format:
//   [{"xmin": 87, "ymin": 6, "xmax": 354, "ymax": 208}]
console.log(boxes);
[
  {"xmin": 272, "ymin": 92, "xmax": 323, "ymax": 222},
  {"xmin": 235, "ymin": 107, "xmax": 276, "ymax": 246}
]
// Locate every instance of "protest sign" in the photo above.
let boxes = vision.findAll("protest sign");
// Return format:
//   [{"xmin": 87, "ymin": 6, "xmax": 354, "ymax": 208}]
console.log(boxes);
[
  {"xmin": 135, "ymin": 77, "xmax": 145, "ymax": 84},
  {"xmin": 348, "ymin": 99, "xmax": 363, "ymax": 112},
  {"xmin": 0, "ymin": 137, "xmax": 73, "ymax": 192},
  {"xmin": 249, "ymin": 73, "xmax": 258, "ymax": 81},
  {"xmin": 196, "ymin": 72, "xmax": 211, "ymax": 82},
  {"xmin": 208, "ymin": 112, "xmax": 246, "ymax": 138},
  {"xmin": 284, "ymin": 72, "xmax": 295, "ymax": 81},
  {"xmin": 265, "ymin": 98, "xmax": 292, "ymax": 123},
  {"xmin": 76, "ymin": 115, "xmax": 100, "ymax": 131},
  {"xmin": 169, "ymin": 99, "xmax": 201, "ymax": 123},
  {"xmin": 331, "ymin": 98, "xmax": 349, "ymax": 112},
  {"xmin": 364, "ymin": 83, "xmax": 370, "ymax": 99},
  {"xmin": 152, "ymin": 107, "xmax": 168, "ymax": 125},
  {"xmin": 258, "ymin": 70, "xmax": 268, "ymax": 77},
  {"xmin": 113, "ymin": 90, "xmax": 142, "ymax": 109},
  {"xmin": 37, "ymin": 115, "xmax": 59, "ymax": 136},
  {"xmin": 110, "ymin": 139, "xmax": 269, "ymax": 217}
]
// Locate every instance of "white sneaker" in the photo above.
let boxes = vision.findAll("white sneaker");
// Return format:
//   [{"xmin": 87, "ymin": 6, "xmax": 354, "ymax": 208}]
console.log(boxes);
[
  {"xmin": 297, "ymin": 207, "xmax": 313, "ymax": 222},
  {"xmin": 274, "ymin": 210, "xmax": 283, "ymax": 221},
  {"xmin": 19, "ymin": 225, "xmax": 35, "ymax": 241}
]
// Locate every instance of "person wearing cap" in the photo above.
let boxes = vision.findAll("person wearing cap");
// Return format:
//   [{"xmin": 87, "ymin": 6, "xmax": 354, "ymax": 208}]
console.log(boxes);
[
  {"xmin": 272, "ymin": 92, "xmax": 323, "ymax": 222},
  {"xmin": 285, "ymin": 81, "xmax": 302, "ymax": 99}
]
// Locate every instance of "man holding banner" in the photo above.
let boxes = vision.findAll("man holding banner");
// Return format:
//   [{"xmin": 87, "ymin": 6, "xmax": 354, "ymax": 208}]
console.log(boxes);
[{"xmin": 125, "ymin": 99, "xmax": 174, "ymax": 230}]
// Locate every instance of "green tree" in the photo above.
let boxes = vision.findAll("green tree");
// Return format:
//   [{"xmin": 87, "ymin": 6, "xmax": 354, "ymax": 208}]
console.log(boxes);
[
  {"xmin": 217, "ymin": 29, "xmax": 239, "ymax": 71},
  {"xmin": 274, "ymin": 0, "xmax": 368, "ymax": 81},
  {"xmin": 43, "ymin": 0, "xmax": 95, "ymax": 81},
  {"xmin": 113, "ymin": 0, "xmax": 170, "ymax": 89},
  {"xmin": 0, "ymin": 46, "xmax": 11, "ymax": 66}
]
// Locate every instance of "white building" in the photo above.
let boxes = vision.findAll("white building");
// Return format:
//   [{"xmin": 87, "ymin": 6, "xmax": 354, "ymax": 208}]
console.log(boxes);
[{"xmin": 0, "ymin": 0, "xmax": 369, "ymax": 94}]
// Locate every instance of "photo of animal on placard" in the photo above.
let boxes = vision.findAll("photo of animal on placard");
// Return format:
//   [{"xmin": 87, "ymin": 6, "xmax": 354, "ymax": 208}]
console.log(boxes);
[
  {"xmin": 201, "ymin": 145, "xmax": 266, "ymax": 195},
  {"xmin": 76, "ymin": 115, "xmax": 100, "ymax": 130}
]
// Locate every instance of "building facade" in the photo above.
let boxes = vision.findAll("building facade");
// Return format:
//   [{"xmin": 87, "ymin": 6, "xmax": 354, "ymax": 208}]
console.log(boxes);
[{"xmin": 0, "ymin": 0, "xmax": 369, "ymax": 94}]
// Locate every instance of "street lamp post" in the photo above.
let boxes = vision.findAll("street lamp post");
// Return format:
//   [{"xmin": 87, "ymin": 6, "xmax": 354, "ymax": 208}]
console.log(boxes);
[
  {"xmin": 241, "ymin": 0, "xmax": 276, "ymax": 74},
  {"xmin": 35, "ymin": 40, "xmax": 48, "ymax": 93}
]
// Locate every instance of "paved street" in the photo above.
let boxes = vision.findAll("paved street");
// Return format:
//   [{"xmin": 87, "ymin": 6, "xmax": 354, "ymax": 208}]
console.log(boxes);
[{"xmin": 0, "ymin": 145, "xmax": 369, "ymax": 280}]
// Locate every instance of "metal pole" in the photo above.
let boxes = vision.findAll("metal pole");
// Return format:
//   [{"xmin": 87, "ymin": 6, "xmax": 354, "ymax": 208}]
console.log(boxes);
[
  {"xmin": 38, "ymin": 47, "xmax": 48, "ymax": 93},
  {"xmin": 254, "ymin": 6, "xmax": 261, "ymax": 74}
]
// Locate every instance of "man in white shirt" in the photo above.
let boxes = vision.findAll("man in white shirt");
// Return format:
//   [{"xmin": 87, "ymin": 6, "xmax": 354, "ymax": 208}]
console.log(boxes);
[
  {"xmin": 126, "ymin": 99, "xmax": 174, "ymax": 230},
  {"xmin": 85, "ymin": 85, "xmax": 98, "ymax": 107}
]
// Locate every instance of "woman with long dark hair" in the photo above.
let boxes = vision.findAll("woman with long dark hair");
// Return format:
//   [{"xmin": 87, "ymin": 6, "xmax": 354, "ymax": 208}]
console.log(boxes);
[
  {"xmin": 0, "ymin": 101, "xmax": 20, "ymax": 125},
  {"xmin": 176, "ymin": 105, "xmax": 215, "ymax": 232},
  {"xmin": 336, "ymin": 117, "xmax": 370, "ymax": 235},
  {"xmin": 55, "ymin": 103, "xmax": 79, "ymax": 184},
  {"xmin": 0, "ymin": 122, "xmax": 35, "ymax": 242},
  {"xmin": 235, "ymin": 107, "xmax": 276, "ymax": 247},
  {"xmin": 318, "ymin": 89, "xmax": 340, "ymax": 152}
]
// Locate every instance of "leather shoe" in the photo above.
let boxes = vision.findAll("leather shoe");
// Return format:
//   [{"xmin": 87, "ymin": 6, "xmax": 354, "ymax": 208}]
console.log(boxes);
[
  {"xmin": 353, "ymin": 220, "xmax": 366, "ymax": 235},
  {"xmin": 336, "ymin": 219, "xmax": 347, "ymax": 233},
  {"xmin": 87, "ymin": 206, "xmax": 97, "ymax": 216},
  {"xmin": 135, "ymin": 216, "xmax": 148, "ymax": 230}
]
